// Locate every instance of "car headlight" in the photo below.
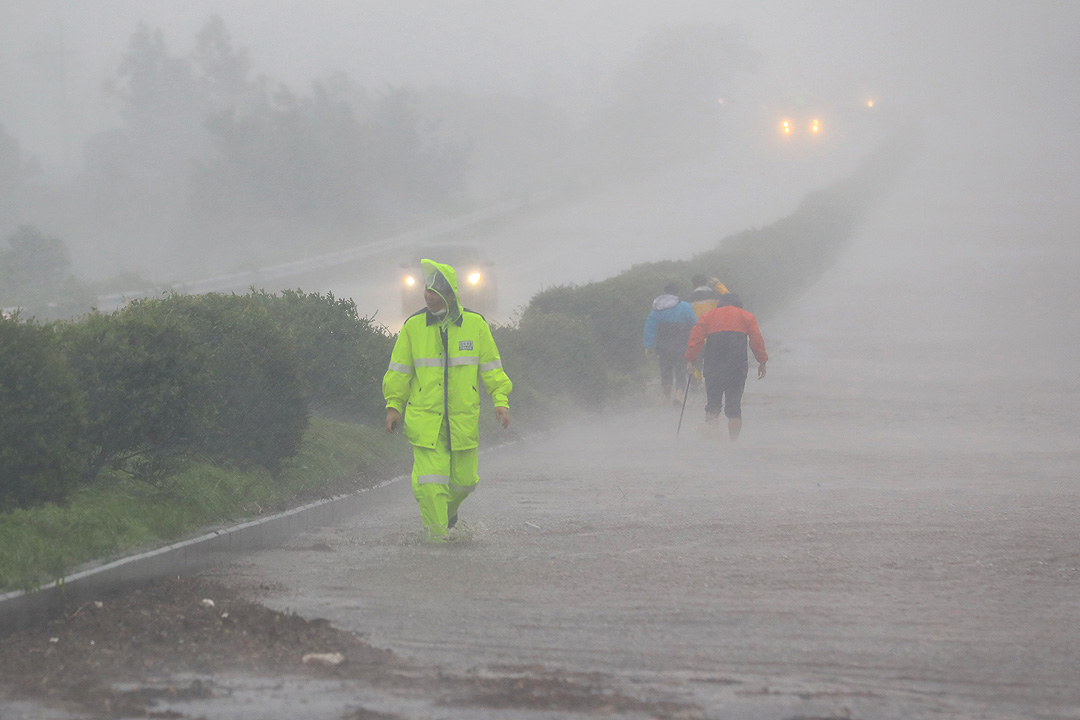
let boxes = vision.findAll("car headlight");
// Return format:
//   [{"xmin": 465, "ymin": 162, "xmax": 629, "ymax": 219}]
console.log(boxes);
[
  {"xmin": 403, "ymin": 275, "xmax": 416, "ymax": 287},
  {"xmin": 468, "ymin": 272, "xmax": 482, "ymax": 285}
]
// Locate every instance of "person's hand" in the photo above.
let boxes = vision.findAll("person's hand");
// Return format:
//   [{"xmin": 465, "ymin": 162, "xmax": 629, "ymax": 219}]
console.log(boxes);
[
  {"xmin": 385, "ymin": 408, "xmax": 401, "ymax": 433},
  {"xmin": 686, "ymin": 361, "xmax": 695, "ymax": 375},
  {"xmin": 757, "ymin": 363, "xmax": 767, "ymax": 380},
  {"xmin": 495, "ymin": 406, "xmax": 510, "ymax": 429}
]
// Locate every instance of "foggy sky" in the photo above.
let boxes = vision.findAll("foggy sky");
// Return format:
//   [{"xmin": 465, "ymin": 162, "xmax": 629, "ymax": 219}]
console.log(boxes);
[{"xmin": 3, "ymin": 0, "xmax": 1078, "ymax": 174}]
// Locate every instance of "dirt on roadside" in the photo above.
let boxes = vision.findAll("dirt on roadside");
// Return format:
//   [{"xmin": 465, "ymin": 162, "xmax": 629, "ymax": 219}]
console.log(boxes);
[
  {"xmin": 0, "ymin": 575, "xmax": 701, "ymax": 719},
  {"xmin": 0, "ymin": 576, "xmax": 399, "ymax": 717}
]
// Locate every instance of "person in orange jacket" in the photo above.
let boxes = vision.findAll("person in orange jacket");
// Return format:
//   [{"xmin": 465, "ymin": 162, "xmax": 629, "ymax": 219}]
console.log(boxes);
[{"xmin": 685, "ymin": 292, "xmax": 767, "ymax": 441}]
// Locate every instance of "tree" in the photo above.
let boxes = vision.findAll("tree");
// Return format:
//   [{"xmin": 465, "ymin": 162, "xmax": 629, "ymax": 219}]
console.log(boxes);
[
  {"xmin": 0, "ymin": 125, "xmax": 41, "ymax": 239},
  {"xmin": 107, "ymin": 21, "xmax": 206, "ymax": 175},
  {"xmin": 189, "ymin": 81, "xmax": 367, "ymax": 245},
  {"xmin": 0, "ymin": 225, "xmax": 71, "ymax": 311},
  {"xmin": 82, "ymin": 22, "xmax": 209, "ymax": 276},
  {"xmin": 88, "ymin": 16, "xmax": 473, "ymax": 270},
  {"xmin": 367, "ymin": 87, "xmax": 469, "ymax": 218},
  {"xmin": 192, "ymin": 15, "xmax": 254, "ymax": 110},
  {"xmin": 190, "ymin": 79, "xmax": 471, "ymax": 251}
]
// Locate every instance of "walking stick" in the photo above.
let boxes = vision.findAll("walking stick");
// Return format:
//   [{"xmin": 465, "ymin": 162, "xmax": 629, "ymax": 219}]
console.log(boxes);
[{"xmin": 675, "ymin": 372, "xmax": 693, "ymax": 437}]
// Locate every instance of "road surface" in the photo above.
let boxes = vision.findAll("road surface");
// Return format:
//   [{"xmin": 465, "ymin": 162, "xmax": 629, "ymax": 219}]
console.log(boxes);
[
  {"xmin": 173, "ymin": 173, "xmax": 1079, "ymax": 717},
  {"xmin": 187, "ymin": 133, "xmax": 1080, "ymax": 718}
]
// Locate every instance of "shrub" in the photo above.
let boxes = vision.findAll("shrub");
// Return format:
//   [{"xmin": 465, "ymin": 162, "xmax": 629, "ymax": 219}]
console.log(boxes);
[
  {"xmin": 494, "ymin": 311, "xmax": 615, "ymax": 410},
  {"xmin": 249, "ymin": 289, "xmax": 394, "ymax": 421},
  {"xmin": 0, "ymin": 317, "xmax": 87, "ymax": 510},
  {"xmin": 159, "ymin": 293, "xmax": 308, "ymax": 472},
  {"xmin": 57, "ymin": 305, "xmax": 214, "ymax": 484},
  {"xmin": 517, "ymin": 134, "xmax": 915, "ymax": 389},
  {"xmin": 522, "ymin": 260, "xmax": 687, "ymax": 377}
]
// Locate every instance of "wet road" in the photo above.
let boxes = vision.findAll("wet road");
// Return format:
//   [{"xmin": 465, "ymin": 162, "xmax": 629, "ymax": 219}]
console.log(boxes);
[
  {"xmin": 175, "ymin": 127, "xmax": 1080, "ymax": 719},
  {"xmin": 201, "ymin": 206, "xmax": 1080, "ymax": 719}
]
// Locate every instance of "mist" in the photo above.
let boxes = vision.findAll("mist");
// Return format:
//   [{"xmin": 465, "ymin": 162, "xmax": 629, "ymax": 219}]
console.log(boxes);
[
  {"xmin": 2, "ymin": 4, "xmax": 1079, "ymax": 714},
  {"xmin": 2, "ymin": 0, "xmax": 1078, "ymax": 364}
]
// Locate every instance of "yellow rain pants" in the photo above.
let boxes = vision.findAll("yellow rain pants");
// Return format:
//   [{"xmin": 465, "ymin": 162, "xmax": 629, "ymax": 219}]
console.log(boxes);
[{"xmin": 411, "ymin": 424, "xmax": 478, "ymax": 541}]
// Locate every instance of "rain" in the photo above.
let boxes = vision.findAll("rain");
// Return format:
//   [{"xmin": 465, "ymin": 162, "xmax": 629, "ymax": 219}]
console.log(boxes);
[{"xmin": 1, "ymin": 1, "xmax": 1078, "ymax": 718}]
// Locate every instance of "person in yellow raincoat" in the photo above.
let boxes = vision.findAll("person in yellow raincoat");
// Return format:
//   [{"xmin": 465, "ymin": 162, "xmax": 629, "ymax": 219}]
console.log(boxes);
[{"xmin": 383, "ymin": 258, "xmax": 512, "ymax": 540}]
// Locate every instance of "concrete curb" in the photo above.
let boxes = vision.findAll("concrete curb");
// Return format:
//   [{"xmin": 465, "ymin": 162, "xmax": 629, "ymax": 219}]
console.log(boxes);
[
  {"xmin": 0, "ymin": 426, "xmax": 534, "ymax": 635},
  {"xmin": 0, "ymin": 474, "xmax": 407, "ymax": 634}
]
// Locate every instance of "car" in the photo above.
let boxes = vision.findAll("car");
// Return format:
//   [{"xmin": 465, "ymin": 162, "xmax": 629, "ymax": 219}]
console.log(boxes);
[
  {"xmin": 766, "ymin": 93, "xmax": 880, "ymax": 148},
  {"xmin": 777, "ymin": 114, "xmax": 824, "ymax": 140},
  {"xmin": 400, "ymin": 243, "xmax": 497, "ymax": 317}
]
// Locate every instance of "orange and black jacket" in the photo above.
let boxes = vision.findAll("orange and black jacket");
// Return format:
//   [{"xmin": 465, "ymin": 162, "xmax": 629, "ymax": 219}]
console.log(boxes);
[{"xmin": 686, "ymin": 304, "xmax": 768, "ymax": 375}]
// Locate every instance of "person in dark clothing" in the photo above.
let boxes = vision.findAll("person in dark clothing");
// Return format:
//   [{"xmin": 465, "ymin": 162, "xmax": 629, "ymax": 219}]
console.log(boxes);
[
  {"xmin": 643, "ymin": 282, "xmax": 698, "ymax": 405},
  {"xmin": 685, "ymin": 292, "xmax": 768, "ymax": 441}
]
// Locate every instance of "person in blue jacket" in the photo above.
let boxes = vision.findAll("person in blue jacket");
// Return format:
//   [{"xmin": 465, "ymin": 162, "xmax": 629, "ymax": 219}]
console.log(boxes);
[{"xmin": 643, "ymin": 282, "xmax": 698, "ymax": 406}]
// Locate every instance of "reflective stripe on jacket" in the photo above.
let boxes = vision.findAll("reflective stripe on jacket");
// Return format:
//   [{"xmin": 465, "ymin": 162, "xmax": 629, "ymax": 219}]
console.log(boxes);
[{"xmin": 383, "ymin": 308, "xmax": 512, "ymax": 450}]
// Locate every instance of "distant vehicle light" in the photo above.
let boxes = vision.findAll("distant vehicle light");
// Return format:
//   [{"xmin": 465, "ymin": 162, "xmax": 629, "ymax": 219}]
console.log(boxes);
[
  {"xmin": 782, "ymin": 120, "xmax": 792, "ymax": 135},
  {"xmin": 867, "ymin": 99, "xmax": 874, "ymax": 108},
  {"xmin": 810, "ymin": 119, "xmax": 821, "ymax": 133},
  {"xmin": 399, "ymin": 244, "xmax": 497, "ymax": 317}
]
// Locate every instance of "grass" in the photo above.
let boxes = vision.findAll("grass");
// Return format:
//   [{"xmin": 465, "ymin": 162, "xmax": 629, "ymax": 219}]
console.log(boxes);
[{"xmin": 0, "ymin": 416, "xmax": 412, "ymax": 592}]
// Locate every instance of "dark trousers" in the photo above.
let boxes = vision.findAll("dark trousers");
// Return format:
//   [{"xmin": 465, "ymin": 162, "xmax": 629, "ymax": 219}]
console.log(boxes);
[
  {"xmin": 657, "ymin": 352, "xmax": 687, "ymax": 390},
  {"xmin": 704, "ymin": 368, "xmax": 747, "ymax": 418}
]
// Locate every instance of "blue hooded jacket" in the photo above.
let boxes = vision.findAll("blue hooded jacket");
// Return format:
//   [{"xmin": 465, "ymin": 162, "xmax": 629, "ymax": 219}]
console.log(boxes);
[{"xmin": 642, "ymin": 294, "xmax": 697, "ymax": 356}]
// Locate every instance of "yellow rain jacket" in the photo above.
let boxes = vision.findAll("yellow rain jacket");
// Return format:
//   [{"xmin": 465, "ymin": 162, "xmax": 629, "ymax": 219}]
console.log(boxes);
[{"xmin": 383, "ymin": 259, "xmax": 512, "ymax": 450}]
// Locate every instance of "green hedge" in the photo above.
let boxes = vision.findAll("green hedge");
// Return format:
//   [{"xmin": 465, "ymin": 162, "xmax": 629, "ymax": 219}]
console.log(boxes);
[
  {"xmin": 1, "ymin": 290, "xmax": 396, "ymax": 510},
  {"xmin": 247, "ymin": 289, "xmax": 394, "ymax": 422},
  {"xmin": 0, "ymin": 131, "xmax": 913, "ymax": 513},
  {"xmin": 518, "ymin": 132, "xmax": 916, "ymax": 383},
  {"xmin": 0, "ymin": 318, "xmax": 87, "ymax": 512},
  {"xmin": 58, "ymin": 303, "xmax": 214, "ymax": 485},
  {"xmin": 155, "ymin": 293, "xmax": 309, "ymax": 472}
]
